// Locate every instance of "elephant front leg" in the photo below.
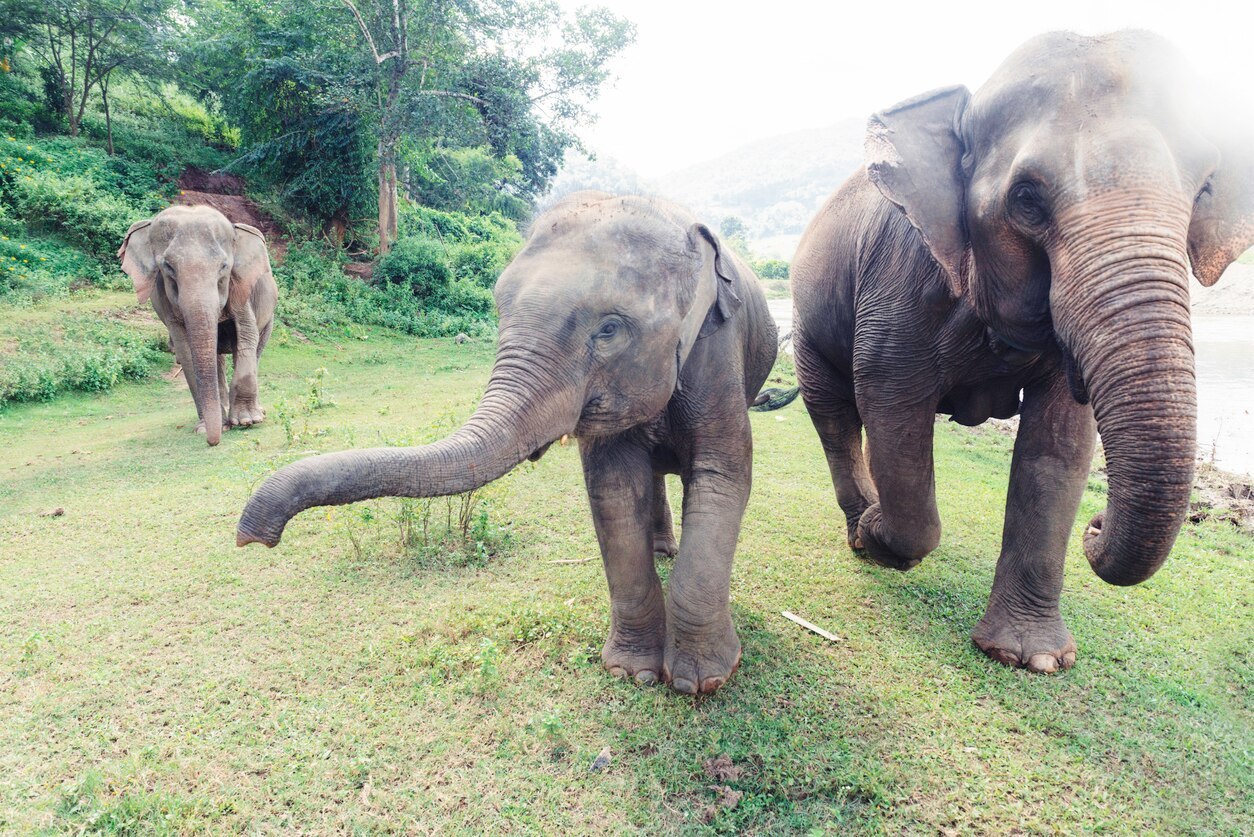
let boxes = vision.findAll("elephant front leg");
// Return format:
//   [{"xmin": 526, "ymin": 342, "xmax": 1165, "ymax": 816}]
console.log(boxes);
[
  {"xmin": 581, "ymin": 438, "xmax": 667, "ymax": 685},
  {"xmin": 855, "ymin": 394, "xmax": 942, "ymax": 570},
  {"xmin": 228, "ymin": 305, "xmax": 265, "ymax": 427},
  {"xmin": 972, "ymin": 370, "xmax": 1095, "ymax": 673},
  {"xmin": 664, "ymin": 436, "xmax": 751, "ymax": 694}
]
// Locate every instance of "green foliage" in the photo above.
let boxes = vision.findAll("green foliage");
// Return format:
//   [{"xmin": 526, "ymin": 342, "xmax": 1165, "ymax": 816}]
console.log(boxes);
[
  {"xmin": 273, "ymin": 241, "xmax": 496, "ymax": 340},
  {"xmin": 376, "ymin": 238, "xmax": 452, "ymax": 301},
  {"xmin": 0, "ymin": 311, "xmax": 169, "ymax": 407},
  {"xmin": 754, "ymin": 258, "xmax": 790, "ymax": 280}
]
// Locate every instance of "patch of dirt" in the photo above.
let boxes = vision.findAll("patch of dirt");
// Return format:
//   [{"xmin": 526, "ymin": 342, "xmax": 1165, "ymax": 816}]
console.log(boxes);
[
  {"xmin": 1190, "ymin": 464, "xmax": 1254, "ymax": 532},
  {"xmin": 343, "ymin": 261, "xmax": 374, "ymax": 281},
  {"xmin": 702, "ymin": 754, "xmax": 742, "ymax": 782},
  {"xmin": 174, "ymin": 169, "xmax": 289, "ymax": 264},
  {"xmin": 178, "ymin": 166, "xmax": 246, "ymax": 195}
]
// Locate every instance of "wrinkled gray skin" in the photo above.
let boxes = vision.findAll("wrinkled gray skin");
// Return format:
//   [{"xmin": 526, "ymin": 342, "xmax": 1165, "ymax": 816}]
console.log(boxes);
[
  {"xmin": 238, "ymin": 193, "xmax": 777, "ymax": 694},
  {"xmin": 793, "ymin": 31, "xmax": 1254, "ymax": 672},
  {"xmin": 119, "ymin": 205, "xmax": 277, "ymax": 446}
]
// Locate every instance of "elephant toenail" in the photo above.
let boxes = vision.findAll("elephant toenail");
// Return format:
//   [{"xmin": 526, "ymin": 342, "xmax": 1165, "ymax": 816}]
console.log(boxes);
[
  {"xmin": 671, "ymin": 677, "xmax": 698, "ymax": 695},
  {"xmin": 700, "ymin": 676, "xmax": 725, "ymax": 693},
  {"xmin": 635, "ymin": 670, "xmax": 657, "ymax": 686},
  {"xmin": 1061, "ymin": 652, "xmax": 1076, "ymax": 668},
  {"xmin": 607, "ymin": 666, "xmax": 627, "ymax": 679},
  {"xmin": 1028, "ymin": 653, "xmax": 1060, "ymax": 673}
]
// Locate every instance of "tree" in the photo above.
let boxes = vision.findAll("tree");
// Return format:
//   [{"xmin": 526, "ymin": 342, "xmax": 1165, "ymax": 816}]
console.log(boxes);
[
  {"xmin": 336, "ymin": 0, "xmax": 633, "ymax": 253},
  {"xmin": 187, "ymin": 0, "xmax": 634, "ymax": 254},
  {"xmin": 2, "ymin": 0, "xmax": 176, "ymax": 142}
]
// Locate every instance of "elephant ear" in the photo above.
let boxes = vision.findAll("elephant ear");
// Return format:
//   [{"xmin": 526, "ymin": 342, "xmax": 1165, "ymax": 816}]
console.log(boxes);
[
  {"xmin": 1188, "ymin": 130, "xmax": 1254, "ymax": 286},
  {"xmin": 231, "ymin": 223, "xmax": 272, "ymax": 309},
  {"xmin": 866, "ymin": 85, "xmax": 972, "ymax": 296},
  {"xmin": 118, "ymin": 219, "xmax": 157, "ymax": 303},
  {"xmin": 677, "ymin": 223, "xmax": 743, "ymax": 370}
]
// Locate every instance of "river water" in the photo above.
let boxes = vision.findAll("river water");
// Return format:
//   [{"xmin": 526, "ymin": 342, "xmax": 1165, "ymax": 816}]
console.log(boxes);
[{"xmin": 766, "ymin": 298, "xmax": 1254, "ymax": 476}]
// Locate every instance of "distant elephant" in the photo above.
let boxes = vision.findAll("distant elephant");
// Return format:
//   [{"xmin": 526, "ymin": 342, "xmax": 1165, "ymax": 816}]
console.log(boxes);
[
  {"xmin": 119, "ymin": 205, "xmax": 277, "ymax": 446},
  {"xmin": 237, "ymin": 193, "xmax": 778, "ymax": 694},
  {"xmin": 792, "ymin": 31, "xmax": 1253, "ymax": 672}
]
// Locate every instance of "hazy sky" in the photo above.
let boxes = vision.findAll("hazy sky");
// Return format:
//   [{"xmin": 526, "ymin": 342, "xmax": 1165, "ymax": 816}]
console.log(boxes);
[{"xmin": 559, "ymin": 0, "xmax": 1253, "ymax": 177}]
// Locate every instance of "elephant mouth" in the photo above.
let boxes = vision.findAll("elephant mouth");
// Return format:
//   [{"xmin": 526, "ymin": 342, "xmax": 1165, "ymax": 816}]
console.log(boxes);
[{"xmin": 1056, "ymin": 337, "xmax": 1091, "ymax": 405}]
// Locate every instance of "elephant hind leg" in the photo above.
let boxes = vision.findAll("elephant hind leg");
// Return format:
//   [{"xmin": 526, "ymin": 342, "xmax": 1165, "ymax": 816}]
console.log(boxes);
[
  {"xmin": 795, "ymin": 341, "xmax": 877, "ymax": 548},
  {"xmin": 651, "ymin": 474, "xmax": 678, "ymax": 557}
]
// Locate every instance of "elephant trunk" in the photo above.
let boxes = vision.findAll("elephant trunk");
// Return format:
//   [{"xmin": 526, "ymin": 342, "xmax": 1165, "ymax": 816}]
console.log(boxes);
[
  {"xmin": 1051, "ymin": 206, "xmax": 1196, "ymax": 586},
  {"xmin": 185, "ymin": 302, "xmax": 223, "ymax": 446},
  {"xmin": 237, "ymin": 349, "xmax": 580, "ymax": 547}
]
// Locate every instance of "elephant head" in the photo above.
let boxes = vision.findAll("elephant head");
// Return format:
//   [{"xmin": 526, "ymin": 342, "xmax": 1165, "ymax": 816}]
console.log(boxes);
[
  {"xmin": 237, "ymin": 193, "xmax": 743, "ymax": 546},
  {"xmin": 865, "ymin": 31, "xmax": 1254, "ymax": 586},
  {"xmin": 119, "ymin": 206, "xmax": 271, "ymax": 446}
]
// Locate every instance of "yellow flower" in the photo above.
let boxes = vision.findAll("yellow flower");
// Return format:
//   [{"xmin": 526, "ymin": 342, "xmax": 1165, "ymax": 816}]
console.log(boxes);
[{"xmin": 18, "ymin": 244, "xmax": 24, "ymax": 249}]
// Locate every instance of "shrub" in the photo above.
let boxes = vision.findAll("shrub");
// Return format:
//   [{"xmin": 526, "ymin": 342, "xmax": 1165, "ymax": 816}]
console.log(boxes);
[
  {"xmin": 375, "ymin": 237, "xmax": 451, "ymax": 301},
  {"xmin": 754, "ymin": 259, "xmax": 790, "ymax": 280}
]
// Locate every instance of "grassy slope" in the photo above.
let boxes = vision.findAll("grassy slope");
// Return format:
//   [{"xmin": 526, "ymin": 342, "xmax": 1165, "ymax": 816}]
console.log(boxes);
[{"xmin": 0, "ymin": 311, "xmax": 1250, "ymax": 834}]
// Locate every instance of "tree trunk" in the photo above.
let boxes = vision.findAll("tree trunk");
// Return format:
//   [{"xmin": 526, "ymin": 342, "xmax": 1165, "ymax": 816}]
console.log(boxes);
[
  {"xmin": 101, "ymin": 72, "xmax": 113, "ymax": 155},
  {"xmin": 378, "ymin": 140, "xmax": 398, "ymax": 255}
]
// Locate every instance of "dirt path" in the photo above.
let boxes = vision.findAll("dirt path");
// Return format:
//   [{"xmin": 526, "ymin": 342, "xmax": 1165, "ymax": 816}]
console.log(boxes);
[{"xmin": 174, "ymin": 167, "xmax": 288, "ymax": 263}]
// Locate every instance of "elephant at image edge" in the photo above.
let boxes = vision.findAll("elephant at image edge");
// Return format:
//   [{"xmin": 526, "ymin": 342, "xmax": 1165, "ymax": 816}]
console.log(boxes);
[
  {"xmin": 237, "ymin": 192, "xmax": 778, "ymax": 695},
  {"xmin": 791, "ymin": 31, "xmax": 1254, "ymax": 672},
  {"xmin": 119, "ymin": 205, "xmax": 278, "ymax": 446}
]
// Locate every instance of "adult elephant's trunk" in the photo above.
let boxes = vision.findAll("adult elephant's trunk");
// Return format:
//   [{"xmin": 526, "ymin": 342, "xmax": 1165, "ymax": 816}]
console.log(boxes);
[
  {"xmin": 237, "ymin": 349, "xmax": 581, "ymax": 547},
  {"xmin": 1050, "ymin": 203, "xmax": 1196, "ymax": 586},
  {"xmin": 186, "ymin": 303, "xmax": 223, "ymax": 447}
]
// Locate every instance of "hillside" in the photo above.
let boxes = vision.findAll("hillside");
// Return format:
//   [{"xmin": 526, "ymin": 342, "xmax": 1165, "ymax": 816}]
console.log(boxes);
[{"xmin": 550, "ymin": 118, "xmax": 866, "ymax": 254}]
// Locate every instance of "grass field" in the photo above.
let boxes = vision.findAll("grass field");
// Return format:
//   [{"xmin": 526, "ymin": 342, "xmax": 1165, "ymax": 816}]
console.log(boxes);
[{"xmin": 1, "ymin": 295, "xmax": 1251, "ymax": 834}]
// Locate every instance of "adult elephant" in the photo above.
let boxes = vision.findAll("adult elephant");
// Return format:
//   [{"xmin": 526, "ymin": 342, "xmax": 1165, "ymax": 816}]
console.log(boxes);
[
  {"xmin": 238, "ymin": 193, "xmax": 778, "ymax": 694},
  {"xmin": 792, "ymin": 31, "xmax": 1253, "ymax": 672},
  {"xmin": 119, "ymin": 205, "xmax": 277, "ymax": 445}
]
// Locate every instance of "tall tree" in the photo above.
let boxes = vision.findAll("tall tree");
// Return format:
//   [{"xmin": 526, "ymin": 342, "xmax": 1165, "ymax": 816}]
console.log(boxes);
[{"xmin": 188, "ymin": 0, "xmax": 633, "ymax": 253}]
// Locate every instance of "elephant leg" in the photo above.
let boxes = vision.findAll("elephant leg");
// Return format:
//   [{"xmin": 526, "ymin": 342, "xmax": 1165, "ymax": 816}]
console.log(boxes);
[
  {"xmin": 806, "ymin": 399, "xmax": 878, "ymax": 548},
  {"xmin": 795, "ymin": 334, "xmax": 877, "ymax": 547},
  {"xmin": 663, "ymin": 422, "xmax": 750, "ymax": 694},
  {"xmin": 856, "ymin": 396, "xmax": 942, "ymax": 570},
  {"xmin": 228, "ymin": 305, "xmax": 265, "ymax": 427},
  {"xmin": 651, "ymin": 474, "xmax": 678, "ymax": 557},
  {"xmin": 217, "ymin": 354, "xmax": 230, "ymax": 418},
  {"xmin": 973, "ymin": 370, "xmax": 1095, "ymax": 673},
  {"xmin": 580, "ymin": 436, "xmax": 667, "ymax": 685}
]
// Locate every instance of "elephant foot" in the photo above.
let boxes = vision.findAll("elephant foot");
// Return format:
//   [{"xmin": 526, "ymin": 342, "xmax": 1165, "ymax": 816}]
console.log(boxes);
[
  {"xmin": 652, "ymin": 532, "xmax": 678, "ymax": 558},
  {"xmin": 972, "ymin": 602, "xmax": 1077, "ymax": 674},
  {"xmin": 854, "ymin": 504, "xmax": 929, "ymax": 571},
  {"xmin": 662, "ymin": 616, "xmax": 741, "ymax": 695},
  {"xmin": 603, "ymin": 621, "xmax": 666, "ymax": 686},
  {"xmin": 229, "ymin": 401, "xmax": 266, "ymax": 428}
]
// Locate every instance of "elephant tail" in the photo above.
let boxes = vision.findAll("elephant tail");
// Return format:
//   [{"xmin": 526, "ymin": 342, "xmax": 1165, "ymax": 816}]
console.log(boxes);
[{"xmin": 751, "ymin": 386, "xmax": 800, "ymax": 412}]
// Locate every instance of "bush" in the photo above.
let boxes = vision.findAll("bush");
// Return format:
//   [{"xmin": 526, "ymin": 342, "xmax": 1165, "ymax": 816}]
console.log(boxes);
[
  {"xmin": 375, "ymin": 237, "xmax": 451, "ymax": 301},
  {"xmin": 272, "ymin": 241, "xmax": 497, "ymax": 340},
  {"xmin": 0, "ymin": 315, "xmax": 169, "ymax": 407},
  {"xmin": 754, "ymin": 259, "xmax": 790, "ymax": 280}
]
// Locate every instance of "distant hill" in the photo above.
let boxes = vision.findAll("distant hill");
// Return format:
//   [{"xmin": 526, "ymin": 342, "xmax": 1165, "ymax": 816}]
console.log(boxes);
[{"xmin": 547, "ymin": 119, "xmax": 868, "ymax": 260}]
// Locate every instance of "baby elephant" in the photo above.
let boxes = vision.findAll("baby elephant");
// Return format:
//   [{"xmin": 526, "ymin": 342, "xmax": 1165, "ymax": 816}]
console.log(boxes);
[
  {"xmin": 118, "ymin": 205, "xmax": 277, "ymax": 446},
  {"xmin": 237, "ymin": 192, "xmax": 778, "ymax": 694}
]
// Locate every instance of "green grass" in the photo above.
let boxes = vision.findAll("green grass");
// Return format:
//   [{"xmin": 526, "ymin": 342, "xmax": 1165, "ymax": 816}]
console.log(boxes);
[{"xmin": 0, "ymin": 316, "xmax": 1250, "ymax": 834}]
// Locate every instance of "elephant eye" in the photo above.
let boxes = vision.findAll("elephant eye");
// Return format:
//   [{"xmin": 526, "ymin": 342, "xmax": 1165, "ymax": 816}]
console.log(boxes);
[
  {"xmin": 1008, "ymin": 181, "xmax": 1049, "ymax": 228},
  {"xmin": 595, "ymin": 320, "xmax": 620, "ymax": 340}
]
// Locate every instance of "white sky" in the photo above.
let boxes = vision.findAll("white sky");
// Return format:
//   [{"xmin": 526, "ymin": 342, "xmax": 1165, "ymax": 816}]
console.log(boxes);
[{"xmin": 561, "ymin": 0, "xmax": 1254, "ymax": 177}]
